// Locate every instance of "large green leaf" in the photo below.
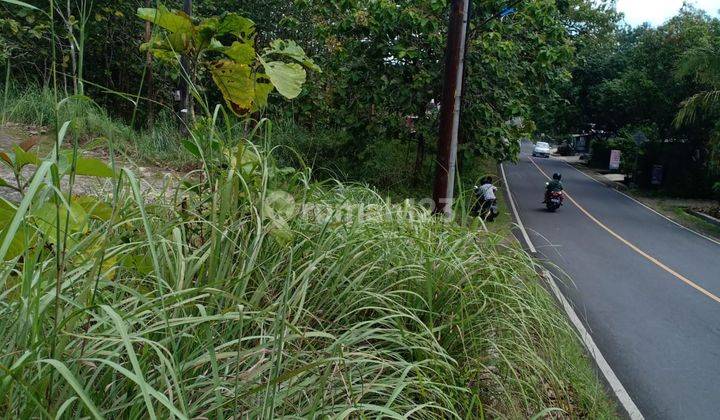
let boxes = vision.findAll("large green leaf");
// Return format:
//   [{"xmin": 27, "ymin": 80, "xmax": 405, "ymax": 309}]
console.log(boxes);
[
  {"xmin": 210, "ymin": 60, "xmax": 255, "ymax": 115},
  {"xmin": 75, "ymin": 196, "xmax": 112, "ymax": 221},
  {"xmin": 167, "ymin": 32, "xmax": 192, "ymax": 53},
  {"xmin": 137, "ymin": 4, "xmax": 193, "ymax": 35},
  {"xmin": 12, "ymin": 146, "xmax": 39, "ymax": 169},
  {"xmin": 265, "ymin": 190, "xmax": 296, "ymax": 219},
  {"xmin": 253, "ymin": 74, "xmax": 275, "ymax": 110},
  {"xmin": 235, "ymin": 145, "xmax": 261, "ymax": 176},
  {"xmin": 0, "ymin": 0, "xmax": 39, "ymax": 11},
  {"xmin": 0, "ymin": 224, "xmax": 28, "ymax": 260},
  {"xmin": 265, "ymin": 39, "xmax": 321, "ymax": 72},
  {"xmin": 219, "ymin": 41, "xmax": 255, "ymax": 65},
  {"xmin": 0, "ymin": 198, "xmax": 16, "ymax": 226},
  {"xmin": 33, "ymin": 201, "xmax": 89, "ymax": 245},
  {"xmin": 262, "ymin": 205, "xmax": 293, "ymax": 245},
  {"xmin": 261, "ymin": 60, "xmax": 306, "ymax": 99},
  {"xmin": 75, "ymin": 157, "xmax": 114, "ymax": 178},
  {"xmin": 152, "ymin": 48, "xmax": 181, "ymax": 62},
  {"xmin": 0, "ymin": 161, "xmax": 51, "ymax": 262},
  {"xmin": 217, "ymin": 13, "xmax": 255, "ymax": 41},
  {"xmin": 0, "ymin": 199, "xmax": 25, "ymax": 260},
  {"xmin": 196, "ymin": 17, "xmax": 219, "ymax": 48},
  {"xmin": 140, "ymin": 35, "xmax": 182, "ymax": 61},
  {"xmin": 181, "ymin": 140, "xmax": 201, "ymax": 158}
]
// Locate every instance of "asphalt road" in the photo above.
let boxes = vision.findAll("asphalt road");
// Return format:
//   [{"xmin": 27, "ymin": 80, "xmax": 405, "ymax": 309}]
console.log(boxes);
[{"xmin": 503, "ymin": 143, "xmax": 720, "ymax": 419}]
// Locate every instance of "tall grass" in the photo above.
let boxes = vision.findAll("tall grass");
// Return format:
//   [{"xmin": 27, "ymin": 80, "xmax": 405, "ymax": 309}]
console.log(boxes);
[
  {"xmin": 0, "ymin": 112, "xmax": 614, "ymax": 418},
  {"xmin": 0, "ymin": 3, "xmax": 614, "ymax": 414},
  {"xmin": 0, "ymin": 83, "xmax": 193, "ymax": 166}
]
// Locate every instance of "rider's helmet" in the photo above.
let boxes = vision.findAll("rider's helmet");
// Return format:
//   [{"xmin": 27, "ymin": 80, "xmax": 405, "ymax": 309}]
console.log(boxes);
[{"xmin": 552, "ymin": 173, "xmax": 562, "ymax": 181}]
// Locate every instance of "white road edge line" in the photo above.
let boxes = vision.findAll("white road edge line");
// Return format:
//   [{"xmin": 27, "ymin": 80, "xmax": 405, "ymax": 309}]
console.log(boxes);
[
  {"xmin": 541, "ymin": 269, "xmax": 644, "ymax": 420},
  {"xmin": 560, "ymin": 159, "xmax": 720, "ymax": 247},
  {"xmin": 501, "ymin": 161, "xmax": 643, "ymax": 419},
  {"xmin": 500, "ymin": 163, "xmax": 537, "ymax": 253}
]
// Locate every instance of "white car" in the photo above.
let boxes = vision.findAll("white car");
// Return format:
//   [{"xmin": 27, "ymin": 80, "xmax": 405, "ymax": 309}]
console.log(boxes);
[{"xmin": 532, "ymin": 141, "xmax": 551, "ymax": 158}]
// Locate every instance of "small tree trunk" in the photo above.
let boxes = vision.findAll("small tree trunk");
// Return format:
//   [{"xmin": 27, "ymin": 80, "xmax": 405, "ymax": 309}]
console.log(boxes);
[
  {"xmin": 2, "ymin": 57, "xmax": 10, "ymax": 125},
  {"xmin": 178, "ymin": 0, "xmax": 192, "ymax": 134},
  {"xmin": 413, "ymin": 133, "xmax": 426, "ymax": 186},
  {"xmin": 66, "ymin": 0, "xmax": 78, "ymax": 95},
  {"xmin": 144, "ymin": 0, "xmax": 155, "ymax": 128}
]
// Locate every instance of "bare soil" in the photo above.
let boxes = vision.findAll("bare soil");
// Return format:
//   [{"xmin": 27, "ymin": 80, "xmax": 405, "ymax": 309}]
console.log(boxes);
[{"xmin": 0, "ymin": 123, "xmax": 181, "ymax": 202}]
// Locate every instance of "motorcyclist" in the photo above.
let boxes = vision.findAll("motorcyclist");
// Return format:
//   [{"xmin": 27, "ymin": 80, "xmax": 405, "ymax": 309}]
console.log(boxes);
[
  {"xmin": 544, "ymin": 173, "xmax": 563, "ymax": 202},
  {"xmin": 473, "ymin": 177, "xmax": 498, "ymax": 221}
]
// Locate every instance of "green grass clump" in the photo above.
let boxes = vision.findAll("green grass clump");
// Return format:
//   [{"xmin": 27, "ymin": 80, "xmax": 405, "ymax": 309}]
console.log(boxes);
[
  {"xmin": 0, "ymin": 116, "xmax": 615, "ymax": 418},
  {"xmin": 0, "ymin": 83, "xmax": 193, "ymax": 166},
  {"xmin": 672, "ymin": 206, "xmax": 720, "ymax": 239}
]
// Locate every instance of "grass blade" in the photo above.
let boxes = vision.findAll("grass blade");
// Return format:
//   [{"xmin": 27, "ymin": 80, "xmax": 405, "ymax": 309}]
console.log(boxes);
[{"xmin": 39, "ymin": 359, "xmax": 104, "ymax": 420}]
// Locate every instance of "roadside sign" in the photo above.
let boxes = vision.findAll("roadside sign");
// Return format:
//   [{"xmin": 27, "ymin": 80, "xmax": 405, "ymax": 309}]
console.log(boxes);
[
  {"xmin": 609, "ymin": 149, "xmax": 621, "ymax": 170},
  {"xmin": 651, "ymin": 165, "xmax": 663, "ymax": 185}
]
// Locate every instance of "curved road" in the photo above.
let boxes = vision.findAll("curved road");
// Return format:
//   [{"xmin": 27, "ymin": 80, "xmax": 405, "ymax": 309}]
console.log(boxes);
[{"xmin": 503, "ymin": 143, "xmax": 720, "ymax": 419}]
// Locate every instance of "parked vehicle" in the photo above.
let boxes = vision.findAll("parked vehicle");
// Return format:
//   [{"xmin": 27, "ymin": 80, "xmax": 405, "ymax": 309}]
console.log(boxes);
[
  {"xmin": 472, "ymin": 184, "xmax": 499, "ymax": 222},
  {"xmin": 532, "ymin": 141, "xmax": 551, "ymax": 157},
  {"xmin": 557, "ymin": 142, "xmax": 575, "ymax": 156}
]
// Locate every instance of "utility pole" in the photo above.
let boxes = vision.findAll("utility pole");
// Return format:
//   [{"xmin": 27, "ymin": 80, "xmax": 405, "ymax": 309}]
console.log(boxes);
[
  {"xmin": 179, "ymin": 0, "xmax": 192, "ymax": 131},
  {"xmin": 432, "ymin": 0, "xmax": 470, "ymax": 217}
]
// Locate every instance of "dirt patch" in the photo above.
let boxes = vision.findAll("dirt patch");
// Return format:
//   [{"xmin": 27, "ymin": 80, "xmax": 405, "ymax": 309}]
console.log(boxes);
[{"xmin": 0, "ymin": 124, "xmax": 183, "ymax": 202}]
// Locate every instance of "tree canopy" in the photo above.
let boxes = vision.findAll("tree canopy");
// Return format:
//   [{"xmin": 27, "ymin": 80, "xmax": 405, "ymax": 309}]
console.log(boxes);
[{"xmin": 4, "ymin": 0, "xmax": 716, "ymax": 194}]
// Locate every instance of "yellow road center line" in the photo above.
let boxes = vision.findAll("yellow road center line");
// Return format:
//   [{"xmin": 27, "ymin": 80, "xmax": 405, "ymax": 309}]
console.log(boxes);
[{"xmin": 529, "ymin": 157, "xmax": 720, "ymax": 305}]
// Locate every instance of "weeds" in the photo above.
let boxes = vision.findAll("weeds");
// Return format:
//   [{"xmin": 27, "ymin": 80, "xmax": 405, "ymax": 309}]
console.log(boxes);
[
  {"xmin": 0, "ymin": 83, "xmax": 193, "ymax": 166},
  {"xmin": 0, "ymin": 3, "xmax": 614, "ymax": 416},
  {"xmin": 0, "ymin": 112, "xmax": 614, "ymax": 417}
]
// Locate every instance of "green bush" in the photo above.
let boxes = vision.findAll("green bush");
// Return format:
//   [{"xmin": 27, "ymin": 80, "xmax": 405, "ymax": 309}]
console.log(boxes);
[
  {"xmin": 1, "ymin": 83, "xmax": 193, "ymax": 166},
  {"xmin": 589, "ymin": 136, "xmax": 639, "ymax": 173},
  {"xmin": 0, "ymin": 115, "xmax": 614, "ymax": 418},
  {"xmin": 0, "ymin": 83, "xmax": 55, "ymax": 125}
]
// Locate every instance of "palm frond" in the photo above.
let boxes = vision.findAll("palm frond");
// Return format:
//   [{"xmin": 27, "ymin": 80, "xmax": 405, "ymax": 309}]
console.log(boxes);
[
  {"xmin": 677, "ymin": 45, "xmax": 720, "ymax": 86},
  {"xmin": 674, "ymin": 89, "xmax": 720, "ymax": 128}
]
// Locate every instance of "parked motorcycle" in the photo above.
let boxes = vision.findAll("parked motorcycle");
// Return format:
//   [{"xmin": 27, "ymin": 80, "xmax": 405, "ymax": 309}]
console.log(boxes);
[{"xmin": 472, "ymin": 185, "xmax": 499, "ymax": 222}]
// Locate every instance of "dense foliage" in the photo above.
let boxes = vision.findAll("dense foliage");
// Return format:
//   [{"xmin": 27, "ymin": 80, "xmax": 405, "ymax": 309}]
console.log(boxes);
[
  {"xmin": 1, "ymin": 0, "xmax": 620, "ymax": 192},
  {"xmin": 546, "ymin": 4, "xmax": 720, "ymax": 197},
  {"xmin": 0, "ymin": 120, "xmax": 615, "ymax": 417}
]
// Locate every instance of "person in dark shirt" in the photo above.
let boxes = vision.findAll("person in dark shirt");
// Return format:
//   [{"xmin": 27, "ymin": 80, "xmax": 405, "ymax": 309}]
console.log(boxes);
[{"xmin": 544, "ymin": 173, "xmax": 563, "ymax": 202}]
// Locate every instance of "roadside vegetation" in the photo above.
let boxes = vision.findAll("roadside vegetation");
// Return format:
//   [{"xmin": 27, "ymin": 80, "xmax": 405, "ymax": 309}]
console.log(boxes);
[
  {"xmin": 627, "ymin": 191, "xmax": 720, "ymax": 241},
  {"xmin": 0, "ymin": 0, "xmax": 627, "ymax": 417},
  {"xmin": 543, "ymin": 4, "xmax": 720, "ymax": 202},
  {"xmin": 1, "ymin": 84, "xmax": 193, "ymax": 167},
  {"xmin": 0, "ymin": 117, "xmax": 615, "ymax": 417}
]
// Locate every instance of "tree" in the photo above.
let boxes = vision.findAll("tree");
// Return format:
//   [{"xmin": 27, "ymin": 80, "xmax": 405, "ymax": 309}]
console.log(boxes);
[
  {"xmin": 264, "ymin": 0, "xmax": 584, "ymax": 189},
  {"xmin": 675, "ymin": 36, "xmax": 720, "ymax": 193},
  {"xmin": 137, "ymin": 5, "xmax": 320, "ymax": 118},
  {"xmin": 674, "ymin": 43, "xmax": 720, "ymax": 129}
]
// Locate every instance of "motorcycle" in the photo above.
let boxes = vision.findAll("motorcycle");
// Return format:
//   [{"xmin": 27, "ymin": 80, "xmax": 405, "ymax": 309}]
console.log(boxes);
[
  {"xmin": 472, "ymin": 186, "xmax": 499, "ymax": 222},
  {"xmin": 544, "ymin": 185, "xmax": 564, "ymax": 212}
]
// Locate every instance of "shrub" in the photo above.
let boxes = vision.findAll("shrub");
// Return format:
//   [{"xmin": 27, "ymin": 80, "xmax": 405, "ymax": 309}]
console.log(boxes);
[{"xmin": 0, "ymin": 117, "xmax": 614, "ymax": 418}]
